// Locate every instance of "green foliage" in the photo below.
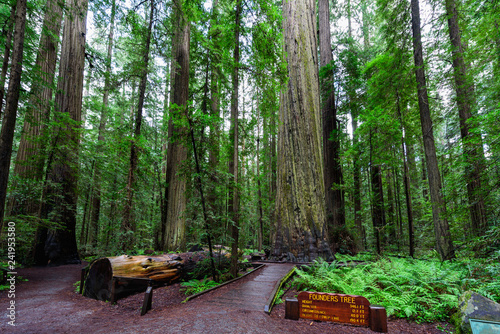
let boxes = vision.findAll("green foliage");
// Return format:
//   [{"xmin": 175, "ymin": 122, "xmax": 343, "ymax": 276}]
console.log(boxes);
[
  {"xmin": 292, "ymin": 257, "xmax": 499, "ymax": 322},
  {"xmin": 181, "ymin": 277, "xmax": 219, "ymax": 296},
  {"xmin": 74, "ymin": 280, "xmax": 81, "ymax": 294},
  {"xmin": 0, "ymin": 216, "xmax": 64, "ymax": 265}
]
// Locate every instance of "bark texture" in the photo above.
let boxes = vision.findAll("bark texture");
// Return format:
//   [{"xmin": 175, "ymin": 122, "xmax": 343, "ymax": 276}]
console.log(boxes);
[
  {"xmin": 274, "ymin": 0, "xmax": 332, "ymax": 262},
  {"xmin": 8, "ymin": 0, "xmax": 63, "ymax": 216},
  {"xmin": 410, "ymin": 0, "xmax": 455, "ymax": 260},
  {"xmin": 0, "ymin": 0, "xmax": 27, "ymax": 228},
  {"xmin": 163, "ymin": 0, "xmax": 190, "ymax": 251},
  {"xmin": 319, "ymin": 0, "xmax": 347, "ymax": 253},
  {"xmin": 0, "ymin": 5, "xmax": 15, "ymax": 121},
  {"xmin": 444, "ymin": 0, "xmax": 487, "ymax": 234},
  {"xmin": 40, "ymin": 0, "xmax": 88, "ymax": 265}
]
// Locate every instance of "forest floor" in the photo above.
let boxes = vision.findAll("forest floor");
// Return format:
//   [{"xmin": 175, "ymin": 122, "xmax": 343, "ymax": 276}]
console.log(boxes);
[{"xmin": 0, "ymin": 262, "xmax": 456, "ymax": 333}]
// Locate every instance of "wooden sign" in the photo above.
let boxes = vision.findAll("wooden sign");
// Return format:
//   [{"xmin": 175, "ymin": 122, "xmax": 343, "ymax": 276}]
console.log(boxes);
[{"xmin": 297, "ymin": 291, "xmax": 370, "ymax": 327}]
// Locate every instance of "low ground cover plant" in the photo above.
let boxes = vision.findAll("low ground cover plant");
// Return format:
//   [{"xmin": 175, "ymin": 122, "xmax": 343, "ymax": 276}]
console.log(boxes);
[{"xmin": 292, "ymin": 256, "xmax": 499, "ymax": 322}]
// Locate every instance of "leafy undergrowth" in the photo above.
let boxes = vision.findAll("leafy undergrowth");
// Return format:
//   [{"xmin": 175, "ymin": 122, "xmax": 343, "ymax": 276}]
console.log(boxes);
[
  {"xmin": 181, "ymin": 276, "xmax": 219, "ymax": 296},
  {"xmin": 292, "ymin": 256, "xmax": 499, "ymax": 323}
]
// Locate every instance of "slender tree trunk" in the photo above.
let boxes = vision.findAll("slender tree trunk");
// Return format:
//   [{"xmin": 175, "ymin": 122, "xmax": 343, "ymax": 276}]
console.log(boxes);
[
  {"xmin": 207, "ymin": 0, "xmax": 221, "ymax": 236},
  {"xmin": 410, "ymin": 0, "xmax": 455, "ymax": 260},
  {"xmin": 163, "ymin": 0, "xmax": 190, "ymax": 251},
  {"xmin": 257, "ymin": 127, "xmax": 264, "ymax": 252},
  {"xmin": 89, "ymin": 0, "xmax": 116, "ymax": 247},
  {"xmin": 37, "ymin": 0, "xmax": 88, "ymax": 265},
  {"xmin": 0, "ymin": 0, "xmax": 27, "ymax": 229},
  {"xmin": 156, "ymin": 73, "xmax": 169, "ymax": 250},
  {"xmin": 0, "ymin": 4, "xmax": 15, "ymax": 122},
  {"xmin": 352, "ymin": 115, "xmax": 363, "ymax": 250},
  {"xmin": 386, "ymin": 169, "xmax": 396, "ymax": 239},
  {"xmin": 319, "ymin": 0, "xmax": 347, "ymax": 253},
  {"xmin": 396, "ymin": 90, "xmax": 415, "ymax": 257},
  {"xmin": 228, "ymin": 0, "xmax": 242, "ymax": 278},
  {"xmin": 444, "ymin": 0, "xmax": 487, "ymax": 234},
  {"xmin": 122, "ymin": 0, "xmax": 154, "ymax": 249},
  {"xmin": 370, "ymin": 129, "xmax": 385, "ymax": 254},
  {"xmin": 274, "ymin": 0, "xmax": 332, "ymax": 262},
  {"xmin": 353, "ymin": 0, "xmax": 368, "ymax": 251},
  {"xmin": 8, "ymin": 0, "xmax": 64, "ymax": 217}
]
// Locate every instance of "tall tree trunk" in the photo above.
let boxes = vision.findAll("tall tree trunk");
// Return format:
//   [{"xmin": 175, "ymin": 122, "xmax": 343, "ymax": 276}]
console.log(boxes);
[
  {"xmin": 274, "ymin": 0, "xmax": 332, "ymax": 262},
  {"xmin": 353, "ymin": 0, "xmax": 368, "ymax": 251},
  {"xmin": 319, "ymin": 0, "xmax": 347, "ymax": 253},
  {"xmin": 229, "ymin": 0, "xmax": 242, "ymax": 278},
  {"xmin": 122, "ymin": 0, "xmax": 154, "ymax": 249},
  {"xmin": 369, "ymin": 129, "xmax": 385, "ymax": 254},
  {"xmin": 410, "ymin": 0, "xmax": 455, "ymax": 260},
  {"xmin": 37, "ymin": 0, "xmax": 88, "ymax": 265},
  {"xmin": 257, "ymin": 125, "xmax": 264, "ymax": 252},
  {"xmin": 8, "ymin": 0, "xmax": 63, "ymax": 217},
  {"xmin": 207, "ymin": 0, "xmax": 221, "ymax": 236},
  {"xmin": 0, "ymin": 0, "xmax": 27, "ymax": 228},
  {"xmin": 396, "ymin": 90, "xmax": 415, "ymax": 256},
  {"xmin": 0, "ymin": 4, "xmax": 15, "ymax": 122},
  {"xmin": 352, "ymin": 117, "xmax": 363, "ymax": 250},
  {"xmin": 444, "ymin": 0, "xmax": 487, "ymax": 234},
  {"xmin": 386, "ymin": 169, "xmax": 396, "ymax": 240},
  {"xmin": 268, "ymin": 100, "xmax": 277, "ymax": 247},
  {"xmin": 163, "ymin": 0, "xmax": 190, "ymax": 251},
  {"xmin": 89, "ymin": 0, "xmax": 116, "ymax": 247}
]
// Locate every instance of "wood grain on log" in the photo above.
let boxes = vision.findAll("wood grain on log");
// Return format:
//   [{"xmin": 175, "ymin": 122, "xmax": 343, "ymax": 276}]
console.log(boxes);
[{"xmin": 108, "ymin": 255, "xmax": 182, "ymax": 282}]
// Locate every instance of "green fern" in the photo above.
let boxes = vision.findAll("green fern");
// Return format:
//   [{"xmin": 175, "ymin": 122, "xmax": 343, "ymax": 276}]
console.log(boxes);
[
  {"xmin": 181, "ymin": 277, "xmax": 219, "ymax": 296},
  {"xmin": 292, "ymin": 256, "xmax": 498, "ymax": 322}
]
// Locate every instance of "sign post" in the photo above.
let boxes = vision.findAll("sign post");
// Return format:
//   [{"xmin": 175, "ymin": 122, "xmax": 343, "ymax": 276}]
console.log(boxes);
[{"xmin": 285, "ymin": 292, "xmax": 387, "ymax": 333}]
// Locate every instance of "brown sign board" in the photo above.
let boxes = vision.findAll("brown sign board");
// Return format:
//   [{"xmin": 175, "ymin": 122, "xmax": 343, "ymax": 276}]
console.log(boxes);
[{"xmin": 297, "ymin": 291, "xmax": 370, "ymax": 327}]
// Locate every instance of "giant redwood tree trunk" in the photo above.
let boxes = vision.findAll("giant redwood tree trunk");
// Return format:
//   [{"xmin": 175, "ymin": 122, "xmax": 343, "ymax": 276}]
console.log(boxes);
[
  {"xmin": 163, "ymin": 0, "xmax": 190, "ymax": 251},
  {"xmin": 38, "ymin": 0, "xmax": 88, "ymax": 265},
  {"xmin": 318, "ymin": 0, "xmax": 348, "ymax": 253},
  {"xmin": 8, "ymin": 0, "xmax": 63, "ymax": 217},
  {"xmin": 444, "ymin": 0, "xmax": 488, "ymax": 234},
  {"xmin": 273, "ymin": 0, "xmax": 333, "ymax": 262},
  {"xmin": 0, "ymin": 0, "xmax": 27, "ymax": 229},
  {"xmin": 410, "ymin": 0, "xmax": 455, "ymax": 260}
]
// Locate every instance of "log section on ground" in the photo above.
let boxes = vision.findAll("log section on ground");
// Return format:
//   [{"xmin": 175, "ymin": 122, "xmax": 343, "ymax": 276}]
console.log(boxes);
[{"xmin": 82, "ymin": 252, "xmax": 229, "ymax": 301}]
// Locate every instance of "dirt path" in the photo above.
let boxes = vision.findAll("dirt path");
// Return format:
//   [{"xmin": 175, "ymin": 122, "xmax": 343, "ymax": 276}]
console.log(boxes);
[{"xmin": 0, "ymin": 264, "xmax": 455, "ymax": 333}]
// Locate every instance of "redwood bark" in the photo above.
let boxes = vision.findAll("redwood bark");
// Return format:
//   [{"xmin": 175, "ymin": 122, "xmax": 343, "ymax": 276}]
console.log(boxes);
[
  {"xmin": 0, "ymin": 0, "xmax": 27, "ymax": 228},
  {"xmin": 39, "ymin": 0, "xmax": 88, "ymax": 265},
  {"xmin": 410, "ymin": 0, "xmax": 455, "ymax": 260},
  {"xmin": 319, "ymin": 0, "xmax": 347, "ymax": 252},
  {"xmin": 274, "ymin": 0, "xmax": 332, "ymax": 262},
  {"xmin": 8, "ymin": 0, "xmax": 63, "ymax": 217},
  {"xmin": 163, "ymin": 0, "xmax": 190, "ymax": 251},
  {"xmin": 0, "ymin": 5, "xmax": 15, "ymax": 121},
  {"xmin": 444, "ymin": 0, "xmax": 487, "ymax": 234}
]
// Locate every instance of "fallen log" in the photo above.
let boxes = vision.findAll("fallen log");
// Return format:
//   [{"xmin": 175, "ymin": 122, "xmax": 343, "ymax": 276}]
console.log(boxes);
[
  {"xmin": 109, "ymin": 254, "xmax": 183, "ymax": 281},
  {"xmin": 82, "ymin": 252, "xmax": 230, "ymax": 301}
]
